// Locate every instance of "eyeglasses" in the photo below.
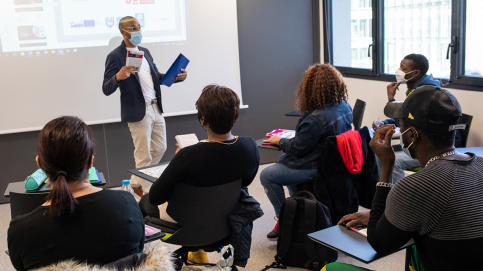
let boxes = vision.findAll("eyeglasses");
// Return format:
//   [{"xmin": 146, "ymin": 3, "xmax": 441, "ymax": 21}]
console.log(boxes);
[{"xmin": 124, "ymin": 25, "xmax": 142, "ymax": 31}]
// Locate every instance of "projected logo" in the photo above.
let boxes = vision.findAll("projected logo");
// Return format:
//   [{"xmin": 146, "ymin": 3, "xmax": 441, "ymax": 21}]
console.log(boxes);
[
  {"xmin": 116, "ymin": 17, "xmax": 123, "ymax": 27},
  {"xmin": 105, "ymin": 17, "xmax": 115, "ymax": 28},
  {"xmin": 70, "ymin": 21, "xmax": 83, "ymax": 28},
  {"xmin": 84, "ymin": 20, "xmax": 95, "ymax": 27},
  {"xmin": 135, "ymin": 13, "xmax": 145, "ymax": 26}
]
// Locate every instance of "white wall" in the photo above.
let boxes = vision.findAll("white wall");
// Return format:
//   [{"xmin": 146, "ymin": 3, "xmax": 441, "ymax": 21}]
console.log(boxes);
[{"xmin": 345, "ymin": 78, "xmax": 483, "ymax": 147}]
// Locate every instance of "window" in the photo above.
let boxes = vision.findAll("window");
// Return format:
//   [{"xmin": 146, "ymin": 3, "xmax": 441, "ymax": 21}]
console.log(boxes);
[
  {"xmin": 323, "ymin": 0, "xmax": 483, "ymax": 90},
  {"xmin": 464, "ymin": 0, "xmax": 483, "ymax": 77},
  {"xmin": 331, "ymin": 0, "xmax": 374, "ymax": 72},
  {"xmin": 383, "ymin": 0, "xmax": 451, "ymax": 78}
]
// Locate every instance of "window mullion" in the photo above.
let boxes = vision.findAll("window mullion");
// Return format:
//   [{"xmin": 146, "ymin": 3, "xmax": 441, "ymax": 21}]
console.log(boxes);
[{"xmin": 374, "ymin": 0, "xmax": 384, "ymax": 77}]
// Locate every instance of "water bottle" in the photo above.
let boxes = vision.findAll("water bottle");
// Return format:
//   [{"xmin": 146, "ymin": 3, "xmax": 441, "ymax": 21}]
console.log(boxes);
[{"xmin": 121, "ymin": 180, "xmax": 135, "ymax": 197}]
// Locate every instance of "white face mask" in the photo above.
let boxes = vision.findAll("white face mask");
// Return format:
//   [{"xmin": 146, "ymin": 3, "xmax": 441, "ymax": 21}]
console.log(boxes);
[
  {"xmin": 399, "ymin": 127, "xmax": 418, "ymax": 159},
  {"xmin": 395, "ymin": 68, "xmax": 417, "ymax": 84}
]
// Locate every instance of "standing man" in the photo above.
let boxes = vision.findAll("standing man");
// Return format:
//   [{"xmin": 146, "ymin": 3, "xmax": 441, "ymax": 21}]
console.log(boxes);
[{"xmin": 103, "ymin": 16, "xmax": 187, "ymax": 197}]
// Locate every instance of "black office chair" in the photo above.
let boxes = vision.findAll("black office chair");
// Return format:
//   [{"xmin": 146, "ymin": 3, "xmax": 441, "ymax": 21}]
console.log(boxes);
[
  {"xmin": 163, "ymin": 179, "xmax": 242, "ymax": 266},
  {"xmin": 9, "ymin": 191, "xmax": 48, "ymax": 219},
  {"xmin": 457, "ymin": 113, "xmax": 473, "ymax": 147},
  {"xmin": 352, "ymin": 99, "xmax": 366, "ymax": 131}
]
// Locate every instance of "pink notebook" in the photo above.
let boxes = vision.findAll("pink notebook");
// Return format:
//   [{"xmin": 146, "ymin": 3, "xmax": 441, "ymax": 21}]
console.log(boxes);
[
  {"xmin": 265, "ymin": 129, "xmax": 296, "ymax": 138},
  {"xmin": 145, "ymin": 225, "xmax": 164, "ymax": 241}
]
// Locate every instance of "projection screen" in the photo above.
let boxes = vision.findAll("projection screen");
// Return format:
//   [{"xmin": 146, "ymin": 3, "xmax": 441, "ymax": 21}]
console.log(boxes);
[{"xmin": 0, "ymin": 0, "xmax": 245, "ymax": 134}]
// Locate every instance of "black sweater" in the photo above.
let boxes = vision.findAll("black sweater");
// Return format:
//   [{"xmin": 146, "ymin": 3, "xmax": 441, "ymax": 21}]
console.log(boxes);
[
  {"xmin": 8, "ymin": 189, "xmax": 145, "ymax": 271},
  {"xmin": 149, "ymin": 136, "xmax": 260, "ymax": 206}
]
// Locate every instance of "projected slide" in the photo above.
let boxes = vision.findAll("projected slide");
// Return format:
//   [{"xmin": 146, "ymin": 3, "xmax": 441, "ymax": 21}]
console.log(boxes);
[
  {"xmin": 0, "ymin": 0, "xmax": 244, "ymax": 135},
  {"xmin": 0, "ymin": 0, "xmax": 188, "ymax": 53}
]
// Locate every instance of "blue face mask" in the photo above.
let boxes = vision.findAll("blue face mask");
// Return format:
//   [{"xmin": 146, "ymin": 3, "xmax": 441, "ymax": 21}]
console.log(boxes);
[
  {"xmin": 399, "ymin": 128, "xmax": 418, "ymax": 158},
  {"xmin": 129, "ymin": 31, "xmax": 142, "ymax": 45}
]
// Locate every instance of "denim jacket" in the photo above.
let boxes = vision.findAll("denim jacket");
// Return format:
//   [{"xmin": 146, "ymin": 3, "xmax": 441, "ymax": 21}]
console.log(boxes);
[{"xmin": 278, "ymin": 101, "xmax": 353, "ymax": 169}]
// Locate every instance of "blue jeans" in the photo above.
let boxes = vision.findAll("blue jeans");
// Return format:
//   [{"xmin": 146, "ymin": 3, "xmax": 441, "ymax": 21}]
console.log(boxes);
[
  {"xmin": 376, "ymin": 151, "xmax": 420, "ymax": 183},
  {"xmin": 260, "ymin": 162, "xmax": 317, "ymax": 217}
]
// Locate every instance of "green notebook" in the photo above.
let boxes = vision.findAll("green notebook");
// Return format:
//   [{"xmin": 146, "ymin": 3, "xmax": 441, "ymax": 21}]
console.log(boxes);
[{"xmin": 88, "ymin": 167, "xmax": 100, "ymax": 183}]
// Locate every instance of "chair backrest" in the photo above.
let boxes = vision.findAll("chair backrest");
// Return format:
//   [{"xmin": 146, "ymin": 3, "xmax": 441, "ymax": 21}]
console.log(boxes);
[
  {"xmin": 457, "ymin": 113, "xmax": 473, "ymax": 147},
  {"xmin": 165, "ymin": 179, "xmax": 242, "ymax": 246},
  {"xmin": 352, "ymin": 99, "xmax": 366, "ymax": 131},
  {"xmin": 9, "ymin": 192, "xmax": 48, "ymax": 219}
]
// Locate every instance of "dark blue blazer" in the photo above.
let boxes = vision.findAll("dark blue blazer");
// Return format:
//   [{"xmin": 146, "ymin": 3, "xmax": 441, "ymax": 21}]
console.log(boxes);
[{"xmin": 103, "ymin": 41, "xmax": 164, "ymax": 123}]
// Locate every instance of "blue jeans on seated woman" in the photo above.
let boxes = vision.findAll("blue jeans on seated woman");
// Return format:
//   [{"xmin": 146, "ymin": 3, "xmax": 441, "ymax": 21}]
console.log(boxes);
[{"xmin": 260, "ymin": 162, "xmax": 317, "ymax": 218}]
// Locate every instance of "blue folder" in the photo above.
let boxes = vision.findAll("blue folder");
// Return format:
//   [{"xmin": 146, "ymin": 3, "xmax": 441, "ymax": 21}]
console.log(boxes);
[
  {"xmin": 308, "ymin": 225, "xmax": 413, "ymax": 264},
  {"xmin": 160, "ymin": 53, "xmax": 190, "ymax": 87}
]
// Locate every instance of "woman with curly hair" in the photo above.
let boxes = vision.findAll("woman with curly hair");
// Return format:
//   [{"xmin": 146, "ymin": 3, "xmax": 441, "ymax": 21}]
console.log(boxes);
[{"xmin": 261, "ymin": 64, "xmax": 353, "ymax": 239}]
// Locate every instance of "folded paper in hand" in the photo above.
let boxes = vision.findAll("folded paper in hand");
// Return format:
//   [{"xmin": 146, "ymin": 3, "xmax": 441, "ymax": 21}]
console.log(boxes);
[{"xmin": 126, "ymin": 50, "xmax": 144, "ymax": 71}]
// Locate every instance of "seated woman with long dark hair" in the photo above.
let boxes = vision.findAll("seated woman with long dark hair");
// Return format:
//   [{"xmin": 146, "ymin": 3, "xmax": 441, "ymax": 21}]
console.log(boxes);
[{"xmin": 8, "ymin": 116, "xmax": 145, "ymax": 271}]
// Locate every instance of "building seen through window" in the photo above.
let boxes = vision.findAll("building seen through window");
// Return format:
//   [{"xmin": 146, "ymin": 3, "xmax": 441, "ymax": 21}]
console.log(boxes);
[
  {"xmin": 326, "ymin": 0, "xmax": 482, "ymax": 89},
  {"xmin": 465, "ymin": 0, "xmax": 483, "ymax": 77}
]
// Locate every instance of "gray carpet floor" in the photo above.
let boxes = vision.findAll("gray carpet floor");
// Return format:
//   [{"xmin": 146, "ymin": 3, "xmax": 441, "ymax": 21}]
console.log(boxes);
[{"xmin": 0, "ymin": 163, "xmax": 405, "ymax": 270}]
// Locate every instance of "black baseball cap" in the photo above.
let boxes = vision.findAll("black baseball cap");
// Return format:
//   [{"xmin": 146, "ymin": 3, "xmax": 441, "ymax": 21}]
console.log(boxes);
[{"xmin": 384, "ymin": 85, "xmax": 464, "ymax": 132}]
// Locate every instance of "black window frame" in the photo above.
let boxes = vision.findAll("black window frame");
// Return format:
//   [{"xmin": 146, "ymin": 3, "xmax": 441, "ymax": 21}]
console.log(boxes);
[{"xmin": 322, "ymin": 0, "xmax": 483, "ymax": 91}]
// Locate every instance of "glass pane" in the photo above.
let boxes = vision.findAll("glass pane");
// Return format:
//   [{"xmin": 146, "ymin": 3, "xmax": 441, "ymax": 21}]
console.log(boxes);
[
  {"xmin": 384, "ymin": 0, "xmax": 451, "ymax": 79},
  {"xmin": 465, "ymin": 0, "xmax": 483, "ymax": 77},
  {"xmin": 332, "ymin": 0, "xmax": 373, "ymax": 69}
]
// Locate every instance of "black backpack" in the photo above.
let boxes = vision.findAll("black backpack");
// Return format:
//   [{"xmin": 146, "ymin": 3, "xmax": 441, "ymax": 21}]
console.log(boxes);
[{"xmin": 263, "ymin": 191, "xmax": 338, "ymax": 271}]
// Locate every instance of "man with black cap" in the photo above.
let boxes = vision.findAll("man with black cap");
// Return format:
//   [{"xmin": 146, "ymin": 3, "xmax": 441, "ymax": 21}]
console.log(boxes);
[
  {"xmin": 335, "ymin": 86, "xmax": 483, "ymax": 271},
  {"xmin": 372, "ymin": 54, "xmax": 464, "ymax": 184}
]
